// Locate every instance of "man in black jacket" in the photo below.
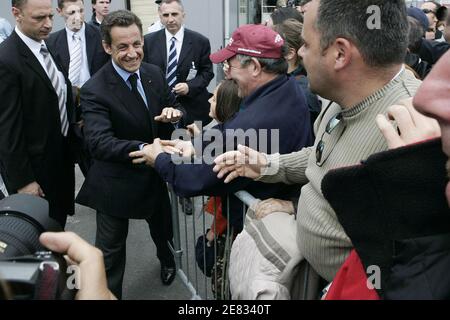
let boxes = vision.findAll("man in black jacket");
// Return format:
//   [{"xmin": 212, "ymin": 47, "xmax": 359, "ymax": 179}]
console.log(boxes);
[
  {"xmin": 47, "ymin": 0, "xmax": 109, "ymax": 87},
  {"xmin": 76, "ymin": 10, "xmax": 183, "ymax": 299},
  {"xmin": 143, "ymin": 0, "xmax": 214, "ymax": 125},
  {"xmin": 0, "ymin": 0, "xmax": 75, "ymax": 228}
]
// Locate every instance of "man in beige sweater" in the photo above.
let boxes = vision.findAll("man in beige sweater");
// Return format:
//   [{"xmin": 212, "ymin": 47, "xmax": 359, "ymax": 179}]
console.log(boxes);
[{"xmin": 213, "ymin": 0, "xmax": 421, "ymax": 282}]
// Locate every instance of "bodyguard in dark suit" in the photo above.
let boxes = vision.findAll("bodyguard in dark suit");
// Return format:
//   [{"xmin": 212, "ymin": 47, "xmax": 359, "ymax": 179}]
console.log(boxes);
[
  {"xmin": 76, "ymin": 10, "xmax": 183, "ymax": 299},
  {"xmin": 144, "ymin": 0, "xmax": 214, "ymax": 125},
  {"xmin": 0, "ymin": 0, "xmax": 75, "ymax": 228},
  {"xmin": 47, "ymin": 0, "xmax": 110, "ymax": 86}
]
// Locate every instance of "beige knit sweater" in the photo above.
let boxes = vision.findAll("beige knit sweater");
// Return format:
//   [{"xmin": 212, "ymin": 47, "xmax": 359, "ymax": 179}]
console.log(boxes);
[{"xmin": 259, "ymin": 69, "xmax": 421, "ymax": 281}]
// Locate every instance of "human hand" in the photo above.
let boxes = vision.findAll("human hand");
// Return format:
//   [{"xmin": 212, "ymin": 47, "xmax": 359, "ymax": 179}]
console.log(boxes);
[
  {"xmin": 213, "ymin": 144, "xmax": 268, "ymax": 183},
  {"xmin": 186, "ymin": 123, "xmax": 201, "ymax": 137},
  {"xmin": 154, "ymin": 107, "xmax": 183, "ymax": 123},
  {"xmin": 376, "ymin": 98, "xmax": 441, "ymax": 149},
  {"xmin": 161, "ymin": 139, "xmax": 196, "ymax": 158},
  {"xmin": 18, "ymin": 181, "xmax": 45, "ymax": 197},
  {"xmin": 39, "ymin": 231, "xmax": 116, "ymax": 300},
  {"xmin": 254, "ymin": 198, "xmax": 295, "ymax": 220},
  {"xmin": 172, "ymin": 83, "xmax": 189, "ymax": 96},
  {"xmin": 129, "ymin": 139, "xmax": 164, "ymax": 167}
]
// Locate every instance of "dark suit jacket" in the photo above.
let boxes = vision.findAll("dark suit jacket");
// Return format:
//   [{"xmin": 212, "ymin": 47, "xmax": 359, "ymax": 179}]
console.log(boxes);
[
  {"xmin": 0, "ymin": 31, "xmax": 76, "ymax": 223},
  {"xmin": 76, "ymin": 61, "xmax": 182, "ymax": 219},
  {"xmin": 46, "ymin": 23, "xmax": 109, "ymax": 80},
  {"xmin": 144, "ymin": 28, "xmax": 214, "ymax": 125}
]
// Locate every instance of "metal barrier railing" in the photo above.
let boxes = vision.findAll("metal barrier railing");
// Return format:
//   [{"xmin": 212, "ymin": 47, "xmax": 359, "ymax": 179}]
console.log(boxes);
[
  {"xmin": 168, "ymin": 187, "xmax": 323, "ymax": 300},
  {"xmin": 167, "ymin": 188, "xmax": 256, "ymax": 300}
]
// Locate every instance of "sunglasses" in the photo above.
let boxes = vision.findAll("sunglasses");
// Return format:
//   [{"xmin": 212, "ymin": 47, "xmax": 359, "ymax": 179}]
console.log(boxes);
[{"xmin": 315, "ymin": 113, "xmax": 342, "ymax": 165}]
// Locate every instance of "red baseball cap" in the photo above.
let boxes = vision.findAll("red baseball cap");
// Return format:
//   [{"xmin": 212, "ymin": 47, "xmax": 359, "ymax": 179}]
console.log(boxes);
[{"xmin": 210, "ymin": 24, "xmax": 285, "ymax": 64}]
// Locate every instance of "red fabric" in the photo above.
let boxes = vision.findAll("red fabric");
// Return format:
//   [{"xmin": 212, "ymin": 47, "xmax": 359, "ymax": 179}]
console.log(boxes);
[
  {"xmin": 324, "ymin": 249, "xmax": 380, "ymax": 300},
  {"xmin": 204, "ymin": 197, "xmax": 227, "ymax": 236}
]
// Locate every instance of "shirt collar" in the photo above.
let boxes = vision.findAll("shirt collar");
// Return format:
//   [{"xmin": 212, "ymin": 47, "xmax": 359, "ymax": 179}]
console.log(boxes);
[
  {"xmin": 65, "ymin": 22, "xmax": 86, "ymax": 41},
  {"xmin": 111, "ymin": 59, "xmax": 141, "ymax": 84},
  {"xmin": 15, "ymin": 26, "xmax": 45, "ymax": 53},
  {"xmin": 165, "ymin": 26, "xmax": 184, "ymax": 43}
]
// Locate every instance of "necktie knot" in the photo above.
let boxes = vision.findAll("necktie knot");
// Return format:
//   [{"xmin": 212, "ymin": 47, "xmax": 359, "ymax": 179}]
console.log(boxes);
[
  {"xmin": 73, "ymin": 33, "xmax": 81, "ymax": 42},
  {"xmin": 40, "ymin": 44, "xmax": 49, "ymax": 57},
  {"xmin": 128, "ymin": 73, "xmax": 139, "ymax": 90}
]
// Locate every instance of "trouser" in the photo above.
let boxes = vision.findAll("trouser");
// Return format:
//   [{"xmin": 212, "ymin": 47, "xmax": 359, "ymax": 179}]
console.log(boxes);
[{"xmin": 95, "ymin": 211, "xmax": 175, "ymax": 299}]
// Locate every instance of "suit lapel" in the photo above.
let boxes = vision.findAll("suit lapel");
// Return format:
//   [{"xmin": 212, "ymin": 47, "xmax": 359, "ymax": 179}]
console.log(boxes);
[
  {"xmin": 59, "ymin": 29, "xmax": 70, "ymax": 74},
  {"xmin": 178, "ymin": 30, "xmax": 192, "ymax": 67},
  {"xmin": 156, "ymin": 30, "xmax": 168, "ymax": 71},
  {"xmin": 14, "ymin": 32, "xmax": 55, "ymax": 93},
  {"xmin": 107, "ymin": 63, "xmax": 153, "ymax": 133},
  {"xmin": 140, "ymin": 68, "xmax": 158, "ymax": 138},
  {"xmin": 85, "ymin": 24, "xmax": 95, "ymax": 71}
]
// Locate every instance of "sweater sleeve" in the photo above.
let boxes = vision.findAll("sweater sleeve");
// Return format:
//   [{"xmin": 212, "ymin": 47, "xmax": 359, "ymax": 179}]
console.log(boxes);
[{"xmin": 257, "ymin": 146, "xmax": 313, "ymax": 185}]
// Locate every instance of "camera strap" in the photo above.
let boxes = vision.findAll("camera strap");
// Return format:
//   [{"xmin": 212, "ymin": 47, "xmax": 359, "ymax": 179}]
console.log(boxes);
[{"xmin": 35, "ymin": 264, "xmax": 59, "ymax": 300}]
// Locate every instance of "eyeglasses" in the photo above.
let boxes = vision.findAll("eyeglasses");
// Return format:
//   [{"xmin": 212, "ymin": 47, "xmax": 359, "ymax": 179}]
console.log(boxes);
[
  {"xmin": 222, "ymin": 60, "xmax": 243, "ymax": 70},
  {"xmin": 316, "ymin": 113, "xmax": 342, "ymax": 165}
]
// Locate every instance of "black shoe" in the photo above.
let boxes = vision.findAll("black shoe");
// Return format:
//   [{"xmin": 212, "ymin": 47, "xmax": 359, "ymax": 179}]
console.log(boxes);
[
  {"xmin": 161, "ymin": 265, "xmax": 176, "ymax": 285},
  {"xmin": 181, "ymin": 197, "xmax": 193, "ymax": 216}
]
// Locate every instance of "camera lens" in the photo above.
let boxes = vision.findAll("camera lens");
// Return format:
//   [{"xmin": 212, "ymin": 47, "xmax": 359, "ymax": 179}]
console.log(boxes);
[
  {"xmin": 0, "ymin": 194, "xmax": 62, "ymax": 258},
  {"xmin": 0, "ymin": 214, "xmax": 45, "ymax": 258}
]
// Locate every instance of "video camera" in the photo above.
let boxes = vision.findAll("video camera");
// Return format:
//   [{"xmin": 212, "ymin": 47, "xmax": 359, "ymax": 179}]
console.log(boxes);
[{"xmin": 0, "ymin": 194, "xmax": 75, "ymax": 299}]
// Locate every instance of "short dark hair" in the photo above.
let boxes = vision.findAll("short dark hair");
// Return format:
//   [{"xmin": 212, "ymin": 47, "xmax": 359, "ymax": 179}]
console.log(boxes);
[
  {"xmin": 408, "ymin": 16, "xmax": 424, "ymax": 53},
  {"xmin": 92, "ymin": 0, "xmax": 111, "ymax": 4},
  {"xmin": 316, "ymin": 0, "xmax": 408, "ymax": 68},
  {"xmin": 235, "ymin": 43, "xmax": 289, "ymax": 76},
  {"xmin": 159, "ymin": 0, "xmax": 184, "ymax": 11},
  {"xmin": 58, "ymin": 0, "xmax": 84, "ymax": 10},
  {"xmin": 215, "ymin": 80, "xmax": 242, "ymax": 123},
  {"xmin": 11, "ymin": 0, "xmax": 27, "ymax": 9},
  {"xmin": 271, "ymin": 7, "xmax": 304, "ymax": 25},
  {"xmin": 100, "ymin": 10, "xmax": 142, "ymax": 45}
]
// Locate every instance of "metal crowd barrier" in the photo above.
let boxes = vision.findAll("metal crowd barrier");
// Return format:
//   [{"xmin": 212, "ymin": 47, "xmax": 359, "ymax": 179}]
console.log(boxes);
[{"xmin": 167, "ymin": 187, "xmax": 323, "ymax": 300}]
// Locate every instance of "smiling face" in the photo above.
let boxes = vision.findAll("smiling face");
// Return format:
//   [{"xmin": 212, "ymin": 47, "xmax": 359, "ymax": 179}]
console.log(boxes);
[
  {"xmin": 13, "ymin": 0, "xmax": 54, "ymax": 42},
  {"xmin": 103, "ymin": 24, "xmax": 143, "ymax": 73},
  {"xmin": 58, "ymin": 0, "xmax": 85, "ymax": 32}
]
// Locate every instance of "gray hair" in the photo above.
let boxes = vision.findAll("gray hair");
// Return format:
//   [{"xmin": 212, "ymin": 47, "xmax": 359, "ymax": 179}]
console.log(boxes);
[
  {"xmin": 159, "ymin": 0, "xmax": 184, "ymax": 11},
  {"xmin": 235, "ymin": 46, "xmax": 288, "ymax": 75}
]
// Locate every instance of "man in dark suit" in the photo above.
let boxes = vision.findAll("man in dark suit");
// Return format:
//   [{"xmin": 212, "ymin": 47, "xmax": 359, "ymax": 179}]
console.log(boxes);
[
  {"xmin": 47, "ymin": 0, "xmax": 109, "ymax": 86},
  {"xmin": 76, "ymin": 10, "xmax": 183, "ymax": 299},
  {"xmin": 0, "ymin": 0, "xmax": 75, "ymax": 228},
  {"xmin": 88, "ymin": 0, "xmax": 110, "ymax": 29},
  {"xmin": 143, "ymin": 0, "xmax": 214, "ymax": 125},
  {"xmin": 47, "ymin": 0, "xmax": 110, "ymax": 176}
]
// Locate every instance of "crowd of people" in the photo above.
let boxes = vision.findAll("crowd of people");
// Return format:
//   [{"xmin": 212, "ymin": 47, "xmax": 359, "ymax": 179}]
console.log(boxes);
[{"xmin": 1, "ymin": 0, "xmax": 450, "ymax": 300}]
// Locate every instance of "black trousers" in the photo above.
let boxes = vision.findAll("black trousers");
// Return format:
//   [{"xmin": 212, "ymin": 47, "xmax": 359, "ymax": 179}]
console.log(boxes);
[{"xmin": 95, "ymin": 211, "xmax": 175, "ymax": 299}]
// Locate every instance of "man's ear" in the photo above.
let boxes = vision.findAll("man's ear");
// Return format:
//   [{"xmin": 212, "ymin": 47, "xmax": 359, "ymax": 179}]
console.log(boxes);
[
  {"xmin": 333, "ymin": 37, "xmax": 353, "ymax": 71},
  {"xmin": 12, "ymin": 6, "xmax": 21, "ymax": 21},
  {"xmin": 56, "ymin": 7, "xmax": 62, "ymax": 16},
  {"xmin": 102, "ymin": 41, "xmax": 112, "ymax": 55},
  {"xmin": 250, "ymin": 57, "xmax": 262, "ymax": 76}
]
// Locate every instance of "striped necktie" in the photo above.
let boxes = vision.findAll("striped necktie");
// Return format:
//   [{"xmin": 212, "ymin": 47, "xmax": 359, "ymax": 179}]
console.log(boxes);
[
  {"xmin": 40, "ymin": 44, "xmax": 69, "ymax": 136},
  {"xmin": 69, "ymin": 33, "xmax": 82, "ymax": 87},
  {"xmin": 166, "ymin": 37, "xmax": 178, "ymax": 88}
]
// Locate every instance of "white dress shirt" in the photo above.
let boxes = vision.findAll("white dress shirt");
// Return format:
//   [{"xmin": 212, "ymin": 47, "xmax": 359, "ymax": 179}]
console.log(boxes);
[{"xmin": 165, "ymin": 26, "xmax": 184, "ymax": 63}]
